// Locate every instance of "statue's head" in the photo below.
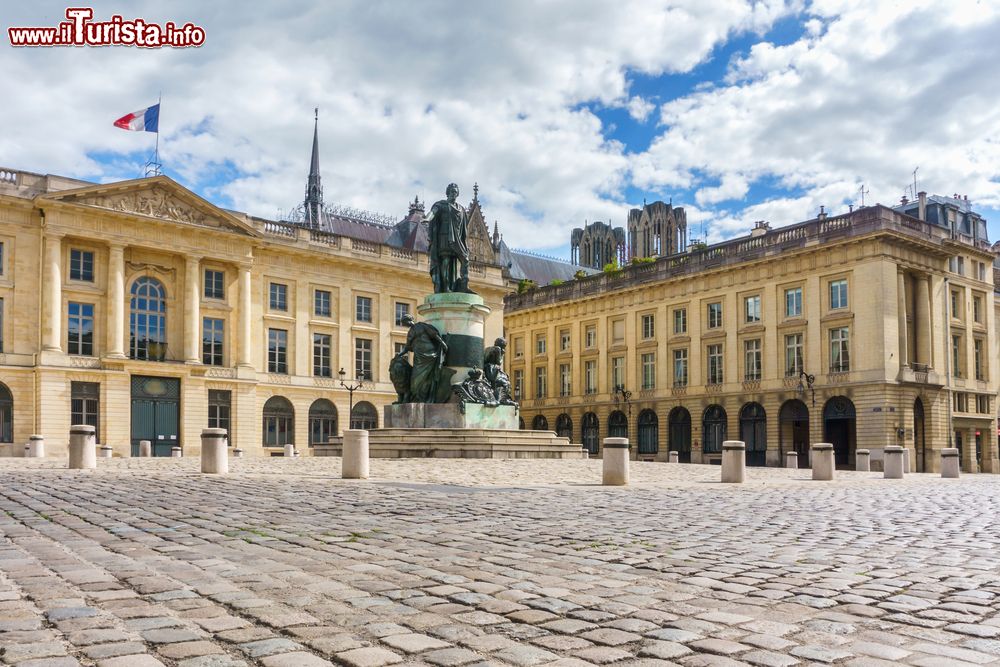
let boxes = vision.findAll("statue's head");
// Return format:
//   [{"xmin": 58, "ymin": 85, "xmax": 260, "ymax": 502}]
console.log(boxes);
[
  {"xmin": 446, "ymin": 183, "xmax": 459, "ymax": 200},
  {"xmin": 494, "ymin": 337, "xmax": 507, "ymax": 349},
  {"xmin": 467, "ymin": 367, "xmax": 483, "ymax": 380},
  {"xmin": 401, "ymin": 314, "xmax": 415, "ymax": 327}
]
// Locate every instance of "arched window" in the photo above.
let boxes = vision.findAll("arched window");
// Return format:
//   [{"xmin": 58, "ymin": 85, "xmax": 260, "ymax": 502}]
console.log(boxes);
[
  {"xmin": 351, "ymin": 401, "xmax": 378, "ymax": 430},
  {"xmin": 668, "ymin": 407, "xmax": 691, "ymax": 462},
  {"xmin": 130, "ymin": 277, "xmax": 167, "ymax": 360},
  {"xmin": 532, "ymin": 414, "xmax": 549, "ymax": 431},
  {"xmin": 555, "ymin": 413, "xmax": 572, "ymax": 439},
  {"xmin": 739, "ymin": 402, "xmax": 767, "ymax": 466},
  {"xmin": 263, "ymin": 396, "xmax": 294, "ymax": 447},
  {"xmin": 582, "ymin": 412, "xmax": 599, "ymax": 454},
  {"xmin": 703, "ymin": 405, "xmax": 727, "ymax": 454},
  {"xmin": 637, "ymin": 409, "xmax": 658, "ymax": 455},
  {"xmin": 0, "ymin": 383, "xmax": 11, "ymax": 443},
  {"xmin": 308, "ymin": 399, "xmax": 337, "ymax": 445},
  {"xmin": 608, "ymin": 410, "xmax": 628, "ymax": 438}
]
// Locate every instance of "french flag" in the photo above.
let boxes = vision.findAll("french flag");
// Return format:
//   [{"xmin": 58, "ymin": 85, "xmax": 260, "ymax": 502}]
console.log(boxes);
[{"xmin": 113, "ymin": 103, "xmax": 159, "ymax": 132}]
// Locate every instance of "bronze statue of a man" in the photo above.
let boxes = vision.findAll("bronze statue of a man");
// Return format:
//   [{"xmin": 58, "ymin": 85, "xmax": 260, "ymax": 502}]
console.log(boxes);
[
  {"xmin": 483, "ymin": 337, "xmax": 515, "ymax": 405},
  {"xmin": 396, "ymin": 314, "xmax": 448, "ymax": 403},
  {"xmin": 425, "ymin": 183, "xmax": 471, "ymax": 293}
]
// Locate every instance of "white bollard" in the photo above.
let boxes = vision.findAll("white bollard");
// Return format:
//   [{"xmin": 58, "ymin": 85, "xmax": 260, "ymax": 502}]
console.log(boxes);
[
  {"xmin": 99, "ymin": 446, "xmax": 113, "ymax": 459},
  {"xmin": 668, "ymin": 451, "xmax": 679, "ymax": 464},
  {"xmin": 811, "ymin": 443, "xmax": 835, "ymax": 481},
  {"xmin": 785, "ymin": 451, "xmax": 798, "ymax": 469},
  {"xmin": 139, "ymin": 440, "xmax": 152, "ymax": 457},
  {"xmin": 940, "ymin": 448, "xmax": 960, "ymax": 478},
  {"xmin": 902, "ymin": 448, "xmax": 911, "ymax": 473},
  {"xmin": 721, "ymin": 441, "xmax": 746, "ymax": 483},
  {"xmin": 284, "ymin": 443, "xmax": 295, "ymax": 458},
  {"xmin": 68, "ymin": 425, "xmax": 97, "ymax": 470},
  {"xmin": 201, "ymin": 428, "xmax": 228, "ymax": 474},
  {"xmin": 27, "ymin": 435, "xmax": 44, "ymax": 458},
  {"xmin": 232, "ymin": 448, "xmax": 243, "ymax": 458},
  {"xmin": 601, "ymin": 437, "xmax": 629, "ymax": 485},
  {"xmin": 884, "ymin": 445, "xmax": 905, "ymax": 479},
  {"xmin": 855, "ymin": 449, "xmax": 870, "ymax": 471},
  {"xmin": 171, "ymin": 446, "xmax": 182, "ymax": 458},
  {"xmin": 342, "ymin": 430, "xmax": 370, "ymax": 479}
]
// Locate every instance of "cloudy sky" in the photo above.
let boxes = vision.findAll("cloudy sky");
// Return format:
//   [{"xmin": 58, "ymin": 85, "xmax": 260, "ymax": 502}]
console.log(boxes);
[{"xmin": 3, "ymin": 0, "xmax": 1000, "ymax": 256}]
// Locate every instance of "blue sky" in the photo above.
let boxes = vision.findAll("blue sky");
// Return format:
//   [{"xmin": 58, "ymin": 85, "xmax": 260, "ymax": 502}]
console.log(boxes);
[{"xmin": 3, "ymin": 1, "xmax": 1000, "ymax": 256}]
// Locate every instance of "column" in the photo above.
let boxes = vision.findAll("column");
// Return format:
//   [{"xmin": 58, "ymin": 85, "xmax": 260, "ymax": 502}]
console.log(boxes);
[
  {"xmin": 897, "ymin": 271, "xmax": 908, "ymax": 368},
  {"xmin": 238, "ymin": 265, "xmax": 253, "ymax": 367},
  {"xmin": 184, "ymin": 256, "xmax": 201, "ymax": 364},
  {"xmin": 42, "ymin": 234, "xmax": 63, "ymax": 352},
  {"xmin": 107, "ymin": 244, "xmax": 126, "ymax": 358},
  {"xmin": 915, "ymin": 275, "xmax": 931, "ymax": 366}
]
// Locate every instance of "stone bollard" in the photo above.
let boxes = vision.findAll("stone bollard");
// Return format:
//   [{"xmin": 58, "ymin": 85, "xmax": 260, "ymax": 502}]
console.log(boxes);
[
  {"xmin": 940, "ymin": 448, "xmax": 960, "ymax": 478},
  {"xmin": 171, "ymin": 446, "xmax": 182, "ymax": 458},
  {"xmin": 343, "ymin": 430, "xmax": 371, "ymax": 479},
  {"xmin": 721, "ymin": 441, "xmax": 746, "ymax": 483},
  {"xmin": 668, "ymin": 451, "xmax": 679, "ymax": 463},
  {"xmin": 884, "ymin": 445, "xmax": 905, "ymax": 479},
  {"xmin": 27, "ymin": 435, "xmax": 44, "ymax": 458},
  {"xmin": 139, "ymin": 440, "xmax": 152, "ymax": 457},
  {"xmin": 601, "ymin": 437, "xmax": 629, "ymax": 485},
  {"xmin": 201, "ymin": 428, "xmax": 228, "ymax": 474},
  {"xmin": 855, "ymin": 449, "xmax": 870, "ymax": 472},
  {"xmin": 785, "ymin": 451, "xmax": 797, "ymax": 469},
  {"xmin": 232, "ymin": 448, "xmax": 243, "ymax": 458},
  {"xmin": 811, "ymin": 443, "xmax": 835, "ymax": 481},
  {"xmin": 284, "ymin": 443, "xmax": 295, "ymax": 458},
  {"xmin": 68, "ymin": 425, "xmax": 97, "ymax": 470},
  {"xmin": 902, "ymin": 448, "xmax": 911, "ymax": 473},
  {"xmin": 23, "ymin": 444, "xmax": 29, "ymax": 457},
  {"xmin": 99, "ymin": 446, "xmax": 113, "ymax": 459}
]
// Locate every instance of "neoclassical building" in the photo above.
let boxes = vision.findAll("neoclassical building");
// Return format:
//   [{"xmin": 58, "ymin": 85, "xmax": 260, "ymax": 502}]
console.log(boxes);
[{"xmin": 506, "ymin": 196, "xmax": 998, "ymax": 473}]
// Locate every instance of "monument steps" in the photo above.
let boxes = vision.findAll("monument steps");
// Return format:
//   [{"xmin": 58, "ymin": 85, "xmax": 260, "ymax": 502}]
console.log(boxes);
[{"xmin": 316, "ymin": 429, "xmax": 587, "ymax": 459}]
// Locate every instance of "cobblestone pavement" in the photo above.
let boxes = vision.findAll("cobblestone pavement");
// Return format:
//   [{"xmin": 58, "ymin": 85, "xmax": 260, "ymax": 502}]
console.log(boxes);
[{"xmin": 0, "ymin": 458, "xmax": 999, "ymax": 667}]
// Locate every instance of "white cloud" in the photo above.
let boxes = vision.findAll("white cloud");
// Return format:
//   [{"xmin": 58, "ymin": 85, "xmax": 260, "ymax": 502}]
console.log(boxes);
[{"xmin": 627, "ymin": 97, "xmax": 656, "ymax": 122}]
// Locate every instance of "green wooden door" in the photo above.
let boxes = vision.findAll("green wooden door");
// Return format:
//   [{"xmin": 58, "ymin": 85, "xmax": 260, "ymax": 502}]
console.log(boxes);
[{"xmin": 130, "ymin": 376, "xmax": 180, "ymax": 456}]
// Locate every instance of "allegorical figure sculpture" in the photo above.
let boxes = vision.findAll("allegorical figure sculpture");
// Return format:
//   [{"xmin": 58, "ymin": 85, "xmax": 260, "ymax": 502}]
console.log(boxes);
[
  {"xmin": 483, "ymin": 337, "xmax": 516, "ymax": 405},
  {"xmin": 425, "ymin": 182, "xmax": 471, "ymax": 294},
  {"xmin": 389, "ymin": 354, "xmax": 412, "ymax": 404},
  {"xmin": 395, "ymin": 314, "xmax": 448, "ymax": 403}
]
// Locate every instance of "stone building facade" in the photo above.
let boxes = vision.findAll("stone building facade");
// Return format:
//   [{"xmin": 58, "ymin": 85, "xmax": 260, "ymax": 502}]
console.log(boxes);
[
  {"xmin": 0, "ymin": 167, "xmax": 507, "ymax": 457},
  {"xmin": 505, "ymin": 201, "xmax": 999, "ymax": 473}
]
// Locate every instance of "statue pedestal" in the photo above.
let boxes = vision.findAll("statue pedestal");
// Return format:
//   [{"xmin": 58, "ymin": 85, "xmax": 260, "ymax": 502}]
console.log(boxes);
[
  {"xmin": 418, "ymin": 293, "xmax": 490, "ymax": 392},
  {"xmin": 386, "ymin": 403, "xmax": 518, "ymax": 430}
]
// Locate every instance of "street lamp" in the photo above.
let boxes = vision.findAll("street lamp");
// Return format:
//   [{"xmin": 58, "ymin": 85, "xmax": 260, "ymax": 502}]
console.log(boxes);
[
  {"xmin": 797, "ymin": 370, "xmax": 816, "ymax": 407},
  {"xmin": 338, "ymin": 368, "xmax": 365, "ymax": 429},
  {"xmin": 613, "ymin": 384, "xmax": 632, "ymax": 417}
]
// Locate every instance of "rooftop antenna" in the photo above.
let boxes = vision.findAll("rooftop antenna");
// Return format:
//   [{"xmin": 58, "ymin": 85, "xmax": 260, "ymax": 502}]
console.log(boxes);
[
  {"xmin": 912, "ymin": 166, "xmax": 919, "ymax": 200},
  {"xmin": 859, "ymin": 183, "xmax": 869, "ymax": 207}
]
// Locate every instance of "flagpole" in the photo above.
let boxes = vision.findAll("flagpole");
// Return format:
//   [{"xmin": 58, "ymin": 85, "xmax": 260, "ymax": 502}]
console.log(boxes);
[{"xmin": 154, "ymin": 91, "xmax": 161, "ymax": 174}]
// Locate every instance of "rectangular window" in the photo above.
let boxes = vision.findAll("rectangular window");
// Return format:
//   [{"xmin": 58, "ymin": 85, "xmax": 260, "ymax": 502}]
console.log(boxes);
[
  {"xmin": 829, "ymin": 279, "xmax": 848, "ymax": 309},
  {"xmin": 744, "ymin": 296, "xmax": 761, "ymax": 324},
  {"xmin": 0, "ymin": 242, "xmax": 4, "ymax": 275},
  {"xmin": 202, "ymin": 317, "xmax": 224, "ymax": 366},
  {"xmin": 394, "ymin": 341, "xmax": 406, "ymax": 357},
  {"xmin": 69, "ymin": 249, "xmax": 94, "ymax": 282},
  {"xmin": 513, "ymin": 369, "xmax": 524, "ymax": 400},
  {"xmin": 957, "ymin": 256, "xmax": 965, "ymax": 276},
  {"xmin": 641, "ymin": 352, "xmax": 656, "ymax": 390},
  {"xmin": 612, "ymin": 319, "xmax": 625, "ymax": 344},
  {"xmin": 514, "ymin": 337, "xmax": 524, "ymax": 358},
  {"xmin": 394, "ymin": 301, "xmax": 410, "ymax": 326},
  {"xmin": 535, "ymin": 366, "xmax": 547, "ymax": 398},
  {"xmin": 951, "ymin": 290, "xmax": 961, "ymax": 319},
  {"xmin": 208, "ymin": 390, "xmax": 231, "ymax": 442},
  {"xmin": 313, "ymin": 333, "xmax": 332, "ymax": 377},
  {"xmin": 204, "ymin": 270, "xmax": 224, "ymax": 300},
  {"xmin": 673, "ymin": 308, "xmax": 687, "ymax": 334},
  {"xmin": 0, "ymin": 298, "xmax": 4, "ymax": 352},
  {"xmin": 315, "ymin": 290, "xmax": 332, "ymax": 317},
  {"xmin": 785, "ymin": 287, "xmax": 802, "ymax": 318},
  {"xmin": 785, "ymin": 333, "xmax": 803, "ymax": 377},
  {"xmin": 708, "ymin": 302, "xmax": 723, "ymax": 329},
  {"xmin": 673, "ymin": 349, "xmax": 688, "ymax": 387},
  {"xmin": 585, "ymin": 360, "xmax": 597, "ymax": 394},
  {"xmin": 536, "ymin": 334, "xmax": 547, "ymax": 355},
  {"xmin": 67, "ymin": 302, "xmax": 95, "ymax": 356},
  {"xmin": 611, "ymin": 356, "xmax": 625, "ymax": 390},
  {"xmin": 268, "ymin": 328, "xmax": 288, "ymax": 373},
  {"xmin": 355, "ymin": 338, "xmax": 372, "ymax": 380},
  {"xmin": 355, "ymin": 295, "xmax": 372, "ymax": 322},
  {"xmin": 707, "ymin": 344, "xmax": 723, "ymax": 384},
  {"xmin": 952, "ymin": 335, "xmax": 962, "ymax": 377},
  {"xmin": 641, "ymin": 314, "xmax": 655, "ymax": 339},
  {"xmin": 559, "ymin": 363, "xmax": 571, "ymax": 396},
  {"xmin": 830, "ymin": 327, "xmax": 850, "ymax": 372},
  {"xmin": 744, "ymin": 339, "xmax": 762, "ymax": 381},
  {"xmin": 71, "ymin": 382, "xmax": 100, "ymax": 443},
  {"xmin": 559, "ymin": 329, "xmax": 571, "ymax": 351},
  {"xmin": 979, "ymin": 262, "xmax": 987, "ymax": 282},
  {"xmin": 977, "ymin": 394, "xmax": 991, "ymax": 414},
  {"xmin": 974, "ymin": 339, "xmax": 984, "ymax": 380},
  {"xmin": 269, "ymin": 283, "xmax": 287, "ymax": 311},
  {"xmin": 973, "ymin": 296, "xmax": 982, "ymax": 323},
  {"xmin": 585, "ymin": 325, "xmax": 597, "ymax": 348}
]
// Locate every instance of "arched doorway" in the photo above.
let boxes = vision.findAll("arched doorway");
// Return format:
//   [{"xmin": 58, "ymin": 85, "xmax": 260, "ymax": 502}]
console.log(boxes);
[
  {"xmin": 637, "ymin": 409, "xmax": 658, "ymax": 455},
  {"xmin": 555, "ymin": 414, "xmax": 572, "ymax": 439},
  {"xmin": 779, "ymin": 399, "xmax": 810, "ymax": 468},
  {"xmin": 351, "ymin": 401, "xmax": 378, "ymax": 430},
  {"xmin": 914, "ymin": 398, "xmax": 926, "ymax": 472},
  {"xmin": 308, "ymin": 399, "xmax": 338, "ymax": 446},
  {"xmin": 668, "ymin": 407, "xmax": 691, "ymax": 462},
  {"xmin": 263, "ymin": 396, "xmax": 294, "ymax": 447},
  {"xmin": 740, "ymin": 403, "xmax": 767, "ymax": 466},
  {"xmin": 823, "ymin": 396, "xmax": 856, "ymax": 467},
  {"xmin": 582, "ymin": 412, "xmax": 599, "ymax": 455},
  {"xmin": 532, "ymin": 414, "xmax": 549, "ymax": 431},
  {"xmin": 608, "ymin": 410, "xmax": 628, "ymax": 438},
  {"xmin": 0, "ymin": 382, "xmax": 12, "ymax": 443},
  {"xmin": 703, "ymin": 405, "xmax": 727, "ymax": 458}
]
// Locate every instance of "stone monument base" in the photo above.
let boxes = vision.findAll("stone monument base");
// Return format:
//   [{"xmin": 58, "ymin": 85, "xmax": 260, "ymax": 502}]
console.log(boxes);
[
  {"xmin": 316, "ymin": 428, "xmax": 587, "ymax": 460},
  {"xmin": 385, "ymin": 403, "xmax": 518, "ymax": 430}
]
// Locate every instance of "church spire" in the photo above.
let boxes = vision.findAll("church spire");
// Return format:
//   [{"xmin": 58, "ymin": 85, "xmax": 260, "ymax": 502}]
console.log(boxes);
[{"xmin": 304, "ymin": 108, "xmax": 323, "ymax": 229}]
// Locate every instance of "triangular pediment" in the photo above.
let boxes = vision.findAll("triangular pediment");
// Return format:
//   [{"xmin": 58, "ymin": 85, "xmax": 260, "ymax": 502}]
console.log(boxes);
[{"xmin": 37, "ymin": 175, "xmax": 260, "ymax": 237}]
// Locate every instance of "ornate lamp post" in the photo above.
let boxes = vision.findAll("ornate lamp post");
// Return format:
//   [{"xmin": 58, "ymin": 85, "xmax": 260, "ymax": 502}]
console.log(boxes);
[
  {"xmin": 613, "ymin": 384, "xmax": 633, "ymax": 418},
  {"xmin": 339, "ymin": 368, "xmax": 364, "ymax": 429},
  {"xmin": 797, "ymin": 370, "xmax": 816, "ymax": 407}
]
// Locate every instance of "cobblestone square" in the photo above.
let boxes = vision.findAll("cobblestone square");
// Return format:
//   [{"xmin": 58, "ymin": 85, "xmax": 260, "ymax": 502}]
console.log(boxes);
[{"xmin": 1, "ymin": 458, "xmax": 998, "ymax": 666}]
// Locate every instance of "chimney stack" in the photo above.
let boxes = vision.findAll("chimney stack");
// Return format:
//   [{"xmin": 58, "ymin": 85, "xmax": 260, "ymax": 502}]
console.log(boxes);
[
  {"xmin": 818, "ymin": 205, "xmax": 827, "ymax": 220},
  {"xmin": 918, "ymin": 191, "xmax": 927, "ymax": 221}
]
